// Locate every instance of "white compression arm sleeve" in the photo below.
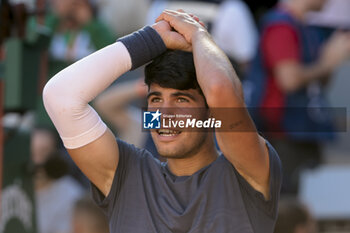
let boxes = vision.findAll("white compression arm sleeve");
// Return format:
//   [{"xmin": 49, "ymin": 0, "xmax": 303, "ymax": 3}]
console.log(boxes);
[
  {"xmin": 43, "ymin": 42, "xmax": 132, "ymax": 149},
  {"xmin": 43, "ymin": 26, "xmax": 166, "ymax": 149}
]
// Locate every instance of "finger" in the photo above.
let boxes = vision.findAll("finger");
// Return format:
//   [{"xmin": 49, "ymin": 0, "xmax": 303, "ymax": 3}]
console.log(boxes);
[
  {"xmin": 164, "ymin": 9, "xmax": 182, "ymax": 15},
  {"xmin": 161, "ymin": 9, "xmax": 198, "ymax": 21},
  {"xmin": 163, "ymin": 9, "xmax": 195, "ymax": 21},
  {"xmin": 175, "ymin": 9, "xmax": 199, "ymax": 22},
  {"xmin": 155, "ymin": 10, "xmax": 178, "ymax": 23},
  {"xmin": 168, "ymin": 31, "xmax": 192, "ymax": 52},
  {"xmin": 156, "ymin": 11, "xmax": 182, "ymax": 29},
  {"xmin": 193, "ymin": 15, "xmax": 200, "ymax": 22},
  {"xmin": 159, "ymin": 10, "xmax": 200, "ymax": 26},
  {"xmin": 176, "ymin": 9, "xmax": 186, "ymax": 13},
  {"xmin": 155, "ymin": 12, "xmax": 168, "ymax": 23},
  {"xmin": 198, "ymin": 21, "xmax": 206, "ymax": 28}
]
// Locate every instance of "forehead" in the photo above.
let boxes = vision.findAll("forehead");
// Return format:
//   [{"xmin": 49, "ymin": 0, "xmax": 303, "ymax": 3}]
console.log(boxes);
[{"xmin": 148, "ymin": 84, "xmax": 201, "ymax": 96}]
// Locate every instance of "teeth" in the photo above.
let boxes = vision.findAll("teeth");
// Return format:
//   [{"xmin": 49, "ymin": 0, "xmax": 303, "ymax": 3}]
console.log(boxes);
[
  {"xmin": 157, "ymin": 129, "xmax": 181, "ymax": 135},
  {"xmin": 161, "ymin": 134, "xmax": 177, "ymax": 137}
]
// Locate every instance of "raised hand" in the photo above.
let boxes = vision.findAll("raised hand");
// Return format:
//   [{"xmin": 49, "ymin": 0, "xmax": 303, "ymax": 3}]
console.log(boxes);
[
  {"xmin": 153, "ymin": 9, "xmax": 207, "ymax": 50},
  {"xmin": 151, "ymin": 20, "xmax": 192, "ymax": 51}
]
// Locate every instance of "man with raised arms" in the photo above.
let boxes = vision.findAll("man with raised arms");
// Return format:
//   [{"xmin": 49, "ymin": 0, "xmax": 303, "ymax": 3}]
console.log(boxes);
[{"xmin": 43, "ymin": 10, "xmax": 282, "ymax": 233}]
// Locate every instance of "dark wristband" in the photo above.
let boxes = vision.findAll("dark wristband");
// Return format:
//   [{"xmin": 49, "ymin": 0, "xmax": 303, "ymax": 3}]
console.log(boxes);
[{"xmin": 117, "ymin": 26, "xmax": 167, "ymax": 70}]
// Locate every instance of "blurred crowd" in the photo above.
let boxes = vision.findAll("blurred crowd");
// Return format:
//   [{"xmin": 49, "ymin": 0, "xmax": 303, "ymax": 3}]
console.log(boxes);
[{"xmin": 1, "ymin": 0, "xmax": 350, "ymax": 233}]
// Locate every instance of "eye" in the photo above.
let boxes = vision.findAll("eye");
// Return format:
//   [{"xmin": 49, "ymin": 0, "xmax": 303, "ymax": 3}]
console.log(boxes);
[
  {"xmin": 150, "ymin": 97, "xmax": 162, "ymax": 103},
  {"xmin": 176, "ymin": 97, "xmax": 189, "ymax": 103}
]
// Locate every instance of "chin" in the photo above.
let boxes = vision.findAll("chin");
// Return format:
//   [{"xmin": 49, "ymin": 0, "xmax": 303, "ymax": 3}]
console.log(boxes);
[
  {"xmin": 158, "ymin": 151, "xmax": 186, "ymax": 159},
  {"xmin": 151, "ymin": 131, "xmax": 189, "ymax": 158},
  {"xmin": 154, "ymin": 141, "xmax": 187, "ymax": 158},
  {"xmin": 152, "ymin": 130, "xmax": 209, "ymax": 159}
]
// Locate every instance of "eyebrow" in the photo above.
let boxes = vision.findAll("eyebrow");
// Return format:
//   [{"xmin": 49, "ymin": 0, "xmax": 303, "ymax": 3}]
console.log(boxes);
[
  {"xmin": 147, "ymin": 91, "xmax": 197, "ymax": 101},
  {"xmin": 171, "ymin": 92, "xmax": 196, "ymax": 101},
  {"xmin": 147, "ymin": 91, "xmax": 162, "ymax": 100}
]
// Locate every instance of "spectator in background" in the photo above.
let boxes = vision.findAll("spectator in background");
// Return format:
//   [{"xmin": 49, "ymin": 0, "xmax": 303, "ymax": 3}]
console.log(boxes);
[
  {"xmin": 31, "ymin": 126, "xmax": 59, "ymax": 166},
  {"xmin": 305, "ymin": 0, "xmax": 350, "ymax": 52},
  {"xmin": 244, "ymin": 0, "xmax": 350, "ymax": 194},
  {"xmin": 211, "ymin": 0, "xmax": 258, "ymax": 74},
  {"xmin": 274, "ymin": 198, "xmax": 318, "ymax": 233},
  {"xmin": 31, "ymin": 127, "xmax": 84, "ymax": 233},
  {"xmin": 27, "ymin": 0, "xmax": 115, "ymax": 80},
  {"xmin": 72, "ymin": 196, "xmax": 110, "ymax": 233},
  {"xmin": 46, "ymin": 0, "xmax": 115, "ymax": 77},
  {"xmin": 98, "ymin": 0, "xmax": 149, "ymax": 36},
  {"xmin": 27, "ymin": 0, "xmax": 115, "ymax": 136}
]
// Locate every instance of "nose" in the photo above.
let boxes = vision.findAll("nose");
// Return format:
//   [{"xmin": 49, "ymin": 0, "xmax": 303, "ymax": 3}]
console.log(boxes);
[
  {"xmin": 161, "ymin": 99, "xmax": 176, "ymax": 109},
  {"xmin": 161, "ymin": 105, "xmax": 176, "ymax": 118}
]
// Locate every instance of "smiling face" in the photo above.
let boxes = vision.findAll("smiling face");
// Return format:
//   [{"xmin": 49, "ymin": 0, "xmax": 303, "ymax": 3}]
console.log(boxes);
[
  {"xmin": 144, "ymin": 50, "xmax": 214, "ymax": 158},
  {"xmin": 147, "ymin": 84, "xmax": 210, "ymax": 159}
]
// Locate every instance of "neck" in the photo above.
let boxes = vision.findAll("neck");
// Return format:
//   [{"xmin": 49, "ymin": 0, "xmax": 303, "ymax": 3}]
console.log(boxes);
[
  {"xmin": 167, "ymin": 136, "xmax": 219, "ymax": 176},
  {"xmin": 283, "ymin": 0, "xmax": 309, "ymax": 21}
]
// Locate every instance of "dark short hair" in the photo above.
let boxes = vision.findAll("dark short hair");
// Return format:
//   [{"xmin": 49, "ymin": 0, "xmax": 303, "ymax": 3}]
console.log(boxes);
[{"xmin": 145, "ymin": 50, "xmax": 202, "ymax": 92}]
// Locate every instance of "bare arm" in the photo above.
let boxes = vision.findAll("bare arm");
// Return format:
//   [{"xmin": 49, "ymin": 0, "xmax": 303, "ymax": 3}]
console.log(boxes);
[
  {"xmin": 156, "ymin": 10, "xmax": 270, "ymax": 198},
  {"xmin": 192, "ymin": 31, "xmax": 270, "ymax": 199}
]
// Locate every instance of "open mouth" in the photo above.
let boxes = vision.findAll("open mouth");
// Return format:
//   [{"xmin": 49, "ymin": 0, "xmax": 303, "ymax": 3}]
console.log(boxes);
[{"xmin": 157, "ymin": 129, "xmax": 182, "ymax": 137}]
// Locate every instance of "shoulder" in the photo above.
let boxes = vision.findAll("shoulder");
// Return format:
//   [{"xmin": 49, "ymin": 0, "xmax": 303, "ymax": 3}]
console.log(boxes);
[
  {"xmin": 261, "ymin": 22, "xmax": 300, "ymax": 62},
  {"xmin": 260, "ymin": 8, "xmax": 299, "ymax": 42},
  {"xmin": 261, "ymin": 8, "xmax": 299, "ymax": 35},
  {"xmin": 262, "ymin": 8, "xmax": 295, "ymax": 25},
  {"xmin": 220, "ymin": 141, "xmax": 282, "ymax": 217},
  {"xmin": 262, "ymin": 24, "xmax": 299, "ymax": 44}
]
